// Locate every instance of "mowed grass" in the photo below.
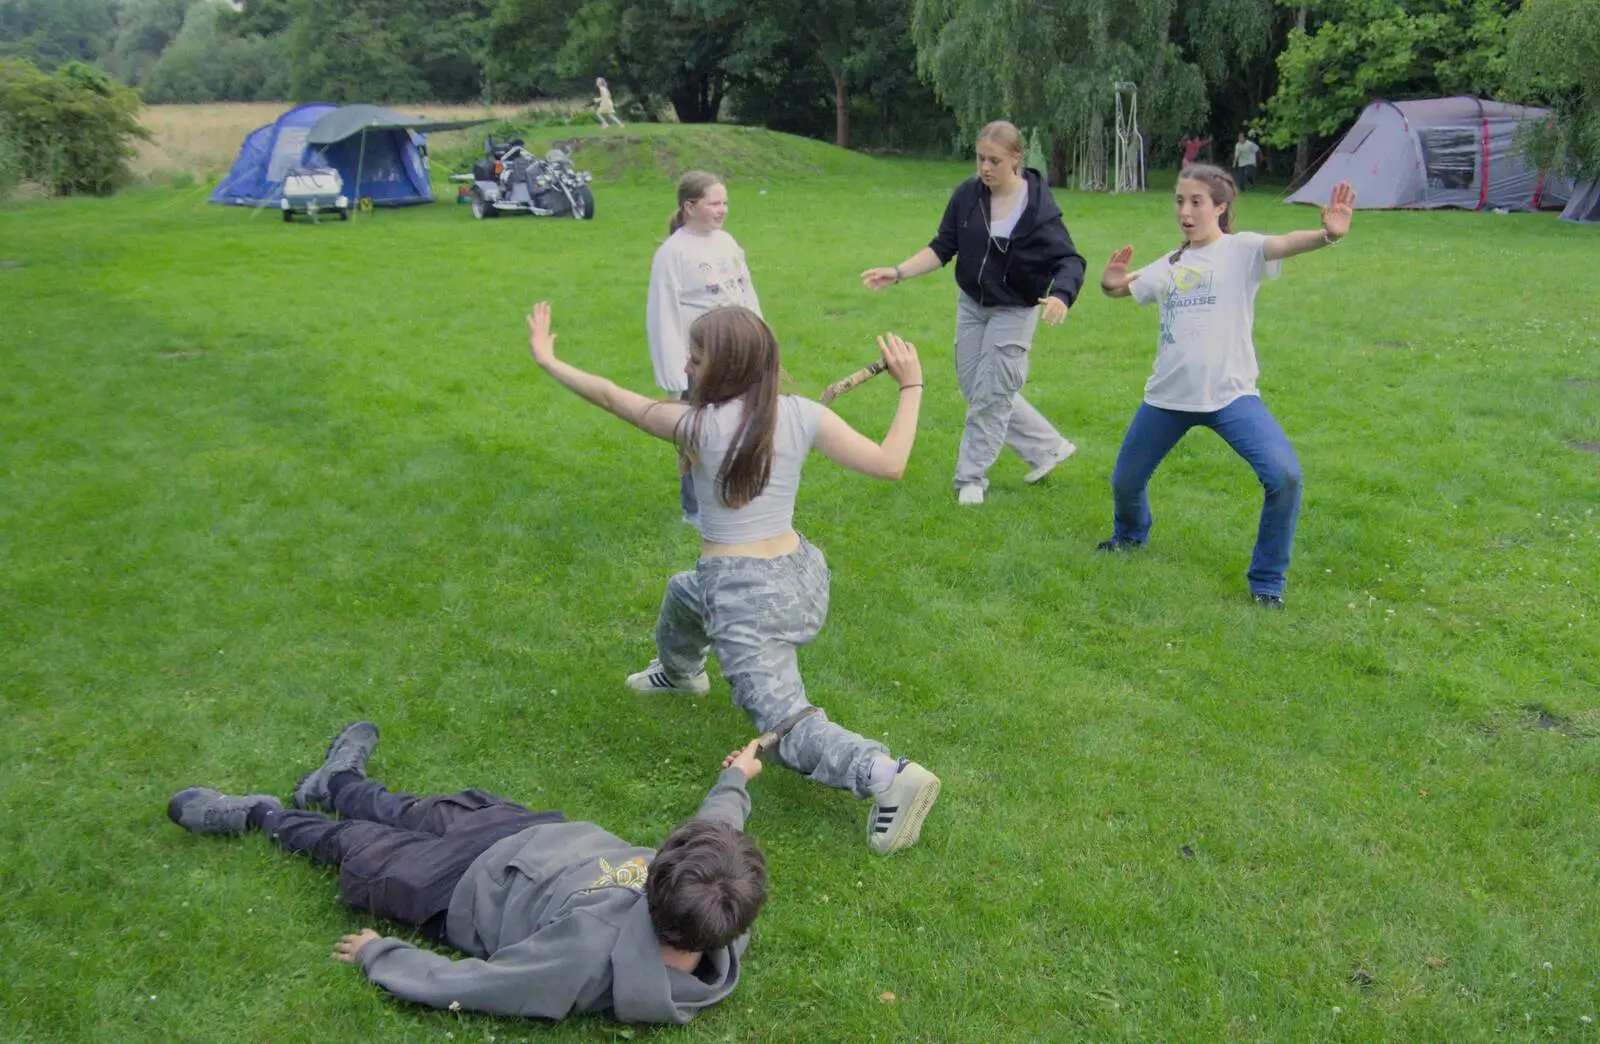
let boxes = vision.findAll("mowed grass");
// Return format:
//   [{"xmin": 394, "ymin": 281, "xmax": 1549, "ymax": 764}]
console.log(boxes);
[{"xmin": 2, "ymin": 126, "xmax": 1598, "ymax": 1042}]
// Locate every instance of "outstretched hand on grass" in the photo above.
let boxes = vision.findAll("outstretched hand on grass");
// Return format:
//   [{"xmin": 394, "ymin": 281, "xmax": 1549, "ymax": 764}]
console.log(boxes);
[
  {"xmin": 1321, "ymin": 180, "xmax": 1355, "ymax": 241},
  {"xmin": 860, "ymin": 266, "xmax": 901, "ymax": 290},
  {"xmin": 527, "ymin": 301, "xmax": 557, "ymax": 368},
  {"xmin": 333, "ymin": 928, "xmax": 383, "ymax": 963},
  {"xmin": 723, "ymin": 739, "xmax": 764, "ymax": 781},
  {"xmin": 877, "ymin": 332, "xmax": 922, "ymax": 390}
]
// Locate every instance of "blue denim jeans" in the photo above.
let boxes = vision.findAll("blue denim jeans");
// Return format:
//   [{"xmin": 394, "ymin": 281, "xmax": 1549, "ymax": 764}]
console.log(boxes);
[{"xmin": 1110, "ymin": 395, "xmax": 1302, "ymax": 596}]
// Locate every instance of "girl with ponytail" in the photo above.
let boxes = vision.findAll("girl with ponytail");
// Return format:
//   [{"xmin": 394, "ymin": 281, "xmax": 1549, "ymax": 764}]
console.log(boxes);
[
  {"xmin": 647, "ymin": 171, "xmax": 763, "ymax": 526},
  {"xmin": 1096, "ymin": 165, "xmax": 1356, "ymax": 608},
  {"xmin": 525, "ymin": 302, "xmax": 943, "ymax": 856}
]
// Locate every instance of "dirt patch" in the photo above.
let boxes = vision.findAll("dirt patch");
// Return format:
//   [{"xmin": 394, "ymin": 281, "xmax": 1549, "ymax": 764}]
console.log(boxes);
[
  {"xmin": 1373, "ymin": 339, "xmax": 1409, "ymax": 349},
  {"xmin": 1568, "ymin": 440, "xmax": 1600, "ymax": 454}
]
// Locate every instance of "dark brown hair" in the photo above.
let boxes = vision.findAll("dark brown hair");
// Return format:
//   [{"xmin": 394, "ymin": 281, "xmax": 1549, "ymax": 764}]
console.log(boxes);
[
  {"xmin": 675, "ymin": 307, "xmax": 782, "ymax": 509},
  {"xmin": 648, "ymin": 819, "xmax": 767, "ymax": 952},
  {"xmin": 668, "ymin": 170, "xmax": 723, "ymax": 235},
  {"xmin": 1170, "ymin": 164, "xmax": 1237, "ymax": 262}
]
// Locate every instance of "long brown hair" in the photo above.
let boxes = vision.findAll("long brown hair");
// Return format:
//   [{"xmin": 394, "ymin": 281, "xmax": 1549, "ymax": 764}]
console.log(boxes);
[
  {"xmin": 668, "ymin": 170, "xmax": 723, "ymax": 235},
  {"xmin": 1170, "ymin": 164, "xmax": 1237, "ymax": 263},
  {"xmin": 675, "ymin": 307, "xmax": 782, "ymax": 509}
]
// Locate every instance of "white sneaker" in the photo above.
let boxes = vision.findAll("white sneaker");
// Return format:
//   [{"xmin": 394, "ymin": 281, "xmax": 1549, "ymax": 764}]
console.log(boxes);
[
  {"xmin": 625, "ymin": 659, "xmax": 710, "ymax": 695},
  {"xmin": 957, "ymin": 485, "xmax": 985, "ymax": 506},
  {"xmin": 868, "ymin": 760, "xmax": 941, "ymax": 855},
  {"xmin": 1024, "ymin": 439, "xmax": 1077, "ymax": 484}
]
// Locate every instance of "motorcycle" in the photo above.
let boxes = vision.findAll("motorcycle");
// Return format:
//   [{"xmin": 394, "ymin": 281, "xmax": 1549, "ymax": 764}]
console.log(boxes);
[{"xmin": 456, "ymin": 137, "xmax": 596, "ymax": 220}]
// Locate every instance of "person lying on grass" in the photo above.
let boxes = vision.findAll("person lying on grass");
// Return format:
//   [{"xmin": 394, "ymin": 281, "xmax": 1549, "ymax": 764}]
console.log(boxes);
[{"xmin": 167, "ymin": 722, "xmax": 767, "ymax": 1024}]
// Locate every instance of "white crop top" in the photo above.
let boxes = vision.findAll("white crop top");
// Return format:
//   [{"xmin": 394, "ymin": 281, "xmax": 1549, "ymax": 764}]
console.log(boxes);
[{"xmin": 688, "ymin": 395, "xmax": 824, "ymax": 542}]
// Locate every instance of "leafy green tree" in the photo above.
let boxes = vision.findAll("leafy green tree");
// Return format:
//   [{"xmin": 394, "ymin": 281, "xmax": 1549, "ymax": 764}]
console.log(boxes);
[
  {"xmin": 911, "ymin": 0, "xmax": 1206, "ymax": 183},
  {"xmin": 142, "ymin": 1, "xmax": 287, "ymax": 103},
  {"xmin": 0, "ymin": 0, "xmax": 118, "ymax": 70},
  {"xmin": 1258, "ymin": 0, "xmax": 1516, "ymax": 150},
  {"xmin": 107, "ymin": 0, "xmax": 199, "ymax": 86},
  {"xmin": 1507, "ymin": 0, "xmax": 1600, "ymax": 176},
  {"xmin": 0, "ymin": 57, "xmax": 149, "ymax": 194}
]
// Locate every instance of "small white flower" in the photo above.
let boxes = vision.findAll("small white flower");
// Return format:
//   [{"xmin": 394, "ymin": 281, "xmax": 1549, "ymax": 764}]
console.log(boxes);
[
  {"xmin": 1332, "ymin": 1006, "xmax": 1342, "ymax": 1015},
  {"xmin": 1581, "ymin": 1016, "xmax": 1592, "ymax": 1025},
  {"xmin": 1542, "ymin": 961, "xmax": 1553, "ymax": 970},
  {"xmin": 449, "ymin": 1000, "xmax": 462, "ymax": 1012}
]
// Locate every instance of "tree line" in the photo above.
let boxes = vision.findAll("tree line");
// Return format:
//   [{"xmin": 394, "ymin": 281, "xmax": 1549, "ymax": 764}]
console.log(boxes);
[{"xmin": 2, "ymin": 0, "xmax": 1596, "ymax": 176}]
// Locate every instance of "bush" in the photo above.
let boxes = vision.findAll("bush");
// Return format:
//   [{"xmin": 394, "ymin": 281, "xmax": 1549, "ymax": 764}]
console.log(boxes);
[{"xmin": 0, "ymin": 58, "xmax": 150, "ymax": 196}]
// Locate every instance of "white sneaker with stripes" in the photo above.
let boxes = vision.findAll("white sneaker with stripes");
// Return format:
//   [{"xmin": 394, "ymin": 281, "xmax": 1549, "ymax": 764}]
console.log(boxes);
[
  {"xmin": 1024, "ymin": 438, "xmax": 1077, "ymax": 484},
  {"xmin": 867, "ymin": 760, "xmax": 941, "ymax": 855},
  {"xmin": 625, "ymin": 659, "xmax": 710, "ymax": 696}
]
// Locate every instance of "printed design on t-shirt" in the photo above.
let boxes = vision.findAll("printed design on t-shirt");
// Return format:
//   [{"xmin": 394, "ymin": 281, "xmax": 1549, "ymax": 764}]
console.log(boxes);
[
  {"xmin": 1158, "ymin": 263, "xmax": 1218, "ymax": 346},
  {"xmin": 589, "ymin": 856, "xmax": 649, "ymax": 893},
  {"xmin": 696, "ymin": 257, "xmax": 753, "ymax": 305}
]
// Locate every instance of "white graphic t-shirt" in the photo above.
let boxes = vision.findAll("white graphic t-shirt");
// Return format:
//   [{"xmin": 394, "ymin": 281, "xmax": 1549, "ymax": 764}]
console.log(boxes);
[
  {"xmin": 1129, "ymin": 231, "xmax": 1281, "ymax": 412},
  {"xmin": 646, "ymin": 228, "xmax": 762, "ymax": 393}
]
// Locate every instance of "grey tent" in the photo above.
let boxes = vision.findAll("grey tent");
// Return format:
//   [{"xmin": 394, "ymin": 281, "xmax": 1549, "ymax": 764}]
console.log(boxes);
[
  {"xmin": 1560, "ymin": 179, "xmax": 1600, "ymax": 223},
  {"xmin": 1288, "ymin": 96, "xmax": 1574, "ymax": 211}
]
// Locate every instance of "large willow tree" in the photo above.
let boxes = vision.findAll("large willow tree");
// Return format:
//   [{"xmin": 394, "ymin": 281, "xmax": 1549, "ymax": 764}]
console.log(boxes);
[{"xmin": 910, "ymin": 0, "xmax": 1205, "ymax": 184}]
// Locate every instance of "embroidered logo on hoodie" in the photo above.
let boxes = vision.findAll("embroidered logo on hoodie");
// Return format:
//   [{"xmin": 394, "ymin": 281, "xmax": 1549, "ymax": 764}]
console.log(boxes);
[{"xmin": 590, "ymin": 856, "xmax": 649, "ymax": 893}]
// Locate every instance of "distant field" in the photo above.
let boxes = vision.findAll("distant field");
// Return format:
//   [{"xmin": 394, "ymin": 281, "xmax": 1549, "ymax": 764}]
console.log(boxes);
[{"xmin": 133, "ymin": 102, "xmax": 534, "ymax": 180}]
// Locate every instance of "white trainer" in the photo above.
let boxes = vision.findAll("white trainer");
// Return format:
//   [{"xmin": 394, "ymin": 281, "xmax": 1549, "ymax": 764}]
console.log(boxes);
[
  {"xmin": 868, "ymin": 760, "xmax": 941, "ymax": 855},
  {"xmin": 1024, "ymin": 439, "xmax": 1077, "ymax": 484},
  {"xmin": 625, "ymin": 659, "xmax": 710, "ymax": 695},
  {"xmin": 957, "ymin": 485, "xmax": 985, "ymax": 506}
]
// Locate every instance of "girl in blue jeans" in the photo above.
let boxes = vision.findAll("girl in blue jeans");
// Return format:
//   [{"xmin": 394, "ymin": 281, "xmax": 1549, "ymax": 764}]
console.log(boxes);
[{"xmin": 1097, "ymin": 165, "xmax": 1356, "ymax": 607}]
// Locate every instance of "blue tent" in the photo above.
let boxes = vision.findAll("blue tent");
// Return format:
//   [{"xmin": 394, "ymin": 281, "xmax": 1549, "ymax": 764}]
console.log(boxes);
[{"xmin": 210, "ymin": 103, "xmax": 459, "ymax": 208}]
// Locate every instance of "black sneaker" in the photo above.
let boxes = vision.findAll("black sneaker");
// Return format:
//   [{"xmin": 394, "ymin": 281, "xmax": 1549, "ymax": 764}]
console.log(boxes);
[
  {"xmin": 294, "ymin": 721, "xmax": 380, "ymax": 811},
  {"xmin": 167, "ymin": 787, "xmax": 282, "ymax": 837},
  {"xmin": 1252, "ymin": 593, "xmax": 1285, "ymax": 610},
  {"xmin": 1095, "ymin": 536, "xmax": 1144, "ymax": 553}
]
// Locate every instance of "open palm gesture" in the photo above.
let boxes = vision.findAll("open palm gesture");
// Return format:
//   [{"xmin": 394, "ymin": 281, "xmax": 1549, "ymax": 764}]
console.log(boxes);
[{"xmin": 1321, "ymin": 181, "xmax": 1355, "ymax": 241}]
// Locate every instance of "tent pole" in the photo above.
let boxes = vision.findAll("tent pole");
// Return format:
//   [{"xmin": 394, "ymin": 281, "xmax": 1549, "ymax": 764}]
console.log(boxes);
[{"xmin": 353, "ymin": 126, "xmax": 368, "ymax": 220}]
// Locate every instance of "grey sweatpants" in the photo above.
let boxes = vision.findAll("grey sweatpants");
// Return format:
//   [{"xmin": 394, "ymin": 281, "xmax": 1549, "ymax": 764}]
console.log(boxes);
[
  {"xmin": 653, "ymin": 536, "xmax": 886, "ymax": 798},
  {"xmin": 954, "ymin": 293, "xmax": 1065, "ymax": 490}
]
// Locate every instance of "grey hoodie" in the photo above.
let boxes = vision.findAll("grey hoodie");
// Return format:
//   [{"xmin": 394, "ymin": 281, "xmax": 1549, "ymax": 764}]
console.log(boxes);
[{"xmin": 356, "ymin": 767, "xmax": 753, "ymax": 1024}]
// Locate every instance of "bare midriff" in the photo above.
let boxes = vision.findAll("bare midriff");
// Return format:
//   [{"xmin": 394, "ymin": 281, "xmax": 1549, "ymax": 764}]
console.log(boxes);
[{"xmin": 699, "ymin": 529, "xmax": 801, "ymax": 560}]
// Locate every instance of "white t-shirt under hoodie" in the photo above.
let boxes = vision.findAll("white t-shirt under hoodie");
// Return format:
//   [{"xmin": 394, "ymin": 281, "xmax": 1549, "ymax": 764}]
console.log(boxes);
[
  {"xmin": 646, "ymin": 228, "xmax": 762, "ymax": 394},
  {"xmin": 1129, "ymin": 231, "xmax": 1281, "ymax": 413}
]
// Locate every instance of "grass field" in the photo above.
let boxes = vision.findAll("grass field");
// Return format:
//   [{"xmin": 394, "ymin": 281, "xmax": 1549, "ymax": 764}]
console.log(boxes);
[{"xmin": 2, "ymin": 124, "xmax": 1598, "ymax": 1042}]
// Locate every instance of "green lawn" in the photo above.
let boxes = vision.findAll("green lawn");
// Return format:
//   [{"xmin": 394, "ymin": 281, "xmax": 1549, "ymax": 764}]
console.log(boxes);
[{"xmin": 2, "ymin": 126, "xmax": 1597, "ymax": 1042}]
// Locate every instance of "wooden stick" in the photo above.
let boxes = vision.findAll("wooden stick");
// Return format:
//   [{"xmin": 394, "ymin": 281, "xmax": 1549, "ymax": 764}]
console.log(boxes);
[{"xmin": 820, "ymin": 359, "xmax": 888, "ymax": 405}]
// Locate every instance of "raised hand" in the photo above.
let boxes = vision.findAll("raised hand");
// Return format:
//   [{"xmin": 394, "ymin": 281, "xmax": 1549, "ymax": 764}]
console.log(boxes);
[
  {"xmin": 722, "ymin": 739, "xmax": 764, "ymax": 781},
  {"xmin": 877, "ymin": 332, "xmax": 922, "ymax": 389},
  {"xmin": 1038, "ymin": 296, "xmax": 1069, "ymax": 325},
  {"xmin": 860, "ymin": 266, "xmax": 900, "ymax": 291},
  {"xmin": 527, "ymin": 301, "xmax": 557, "ymax": 367},
  {"xmin": 1322, "ymin": 181, "xmax": 1355, "ymax": 240},
  {"xmin": 1101, "ymin": 246, "xmax": 1138, "ymax": 293}
]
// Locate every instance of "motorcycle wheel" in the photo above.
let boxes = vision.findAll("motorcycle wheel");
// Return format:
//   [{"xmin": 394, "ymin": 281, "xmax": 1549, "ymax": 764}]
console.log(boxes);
[
  {"xmin": 471, "ymin": 189, "xmax": 499, "ymax": 220},
  {"xmin": 572, "ymin": 185, "xmax": 596, "ymax": 220}
]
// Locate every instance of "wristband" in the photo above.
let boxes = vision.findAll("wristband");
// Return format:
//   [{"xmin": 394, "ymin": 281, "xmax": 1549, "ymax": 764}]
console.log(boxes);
[
  {"xmin": 893, "ymin": 265, "xmax": 904, "ymax": 283},
  {"xmin": 899, "ymin": 383, "xmax": 924, "ymax": 392},
  {"xmin": 1322, "ymin": 230, "xmax": 1342, "ymax": 246}
]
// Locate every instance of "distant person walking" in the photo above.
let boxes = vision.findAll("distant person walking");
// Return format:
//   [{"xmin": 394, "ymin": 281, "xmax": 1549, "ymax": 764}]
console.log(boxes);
[
  {"xmin": 1233, "ymin": 132, "xmax": 1261, "ymax": 189},
  {"xmin": 595, "ymin": 77, "xmax": 625, "ymax": 128},
  {"xmin": 1180, "ymin": 134, "xmax": 1211, "ymax": 166}
]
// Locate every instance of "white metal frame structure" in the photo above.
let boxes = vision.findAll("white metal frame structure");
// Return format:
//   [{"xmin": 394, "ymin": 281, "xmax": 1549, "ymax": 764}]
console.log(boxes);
[{"xmin": 1112, "ymin": 81, "xmax": 1145, "ymax": 193}]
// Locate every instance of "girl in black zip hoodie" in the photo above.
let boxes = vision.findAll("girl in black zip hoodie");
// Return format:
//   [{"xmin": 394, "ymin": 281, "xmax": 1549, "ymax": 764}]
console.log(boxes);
[{"xmin": 863, "ymin": 120, "xmax": 1087, "ymax": 505}]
